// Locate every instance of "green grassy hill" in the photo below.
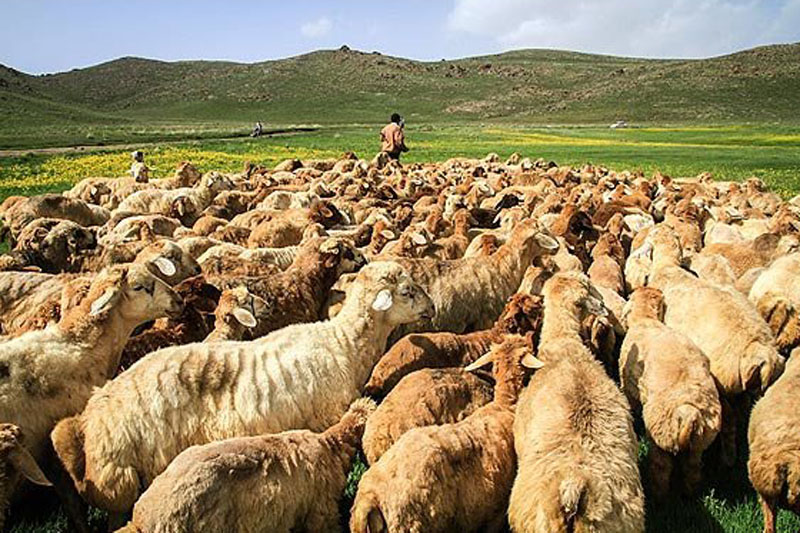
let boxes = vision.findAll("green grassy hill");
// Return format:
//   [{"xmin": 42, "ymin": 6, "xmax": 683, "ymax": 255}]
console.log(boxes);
[{"xmin": 1, "ymin": 43, "xmax": 799, "ymax": 148}]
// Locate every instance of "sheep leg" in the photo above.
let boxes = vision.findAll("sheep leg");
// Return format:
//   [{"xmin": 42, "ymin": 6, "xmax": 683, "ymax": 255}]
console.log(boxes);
[
  {"xmin": 647, "ymin": 445, "xmax": 673, "ymax": 499},
  {"xmin": 759, "ymin": 495, "xmax": 776, "ymax": 533},
  {"xmin": 680, "ymin": 449, "xmax": 703, "ymax": 495},
  {"xmin": 45, "ymin": 456, "xmax": 91, "ymax": 533},
  {"xmin": 107, "ymin": 512, "xmax": 128, "ymax": 532},
  {"xmin": 720, "ymin": 396, "xmax": 737, "ymax": 467}
]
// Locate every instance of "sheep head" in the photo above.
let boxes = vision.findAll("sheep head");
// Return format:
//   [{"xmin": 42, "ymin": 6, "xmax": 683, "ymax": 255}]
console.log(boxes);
[
  {"xmin": 357, "ymin": 261, "xmax": 434, "ymax": 326},
  {"xmin": 509, "ymin": 218, "xmax": 560, "ymax": 257},
  {"xmin": 80, "ymin": 264, "xmax": 183, "ymax": 326},
  {"xmin": 542, "ymin": 271, "xmax": 609, "ymax": 323},
  {"xmin": 319, "ymin": 238, "xmax": 367, "ymax": 275},
  {"xmin": 134, "ymin": 240, "xmax": 201, "ymax": 286},
  {"xmin": 214, "ymin": 286, "xmax": 270, "ymax": 340},
  {"xmin": 622, "ymin": 287, "xmax": 665, "ymax": 327}
]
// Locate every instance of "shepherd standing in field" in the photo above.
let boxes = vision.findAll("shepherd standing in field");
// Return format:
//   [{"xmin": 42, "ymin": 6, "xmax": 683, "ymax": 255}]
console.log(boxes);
[{"xmin": 380, "ymin": 113, "xmax": 408, "ymax": 162}]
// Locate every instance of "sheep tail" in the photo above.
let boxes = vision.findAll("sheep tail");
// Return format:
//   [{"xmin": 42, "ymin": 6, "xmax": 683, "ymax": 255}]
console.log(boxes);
[
  {"xmin": 750, "ymin": 447, "xmax": 800, "ymax": 507},
  {"xmin": 676, "ymin": 404, "xmax": 702, "ymax": 450},
  {"xmin": 350, "ymin": 494, "xmax": 387, "ymax": 533},
  {"xmin": 50, "ymin": 416, "xmax": 87, "ymax": 492},
  {"xmin": 559, "ymin": 472, "xmax": 588, "ymax": 526}
]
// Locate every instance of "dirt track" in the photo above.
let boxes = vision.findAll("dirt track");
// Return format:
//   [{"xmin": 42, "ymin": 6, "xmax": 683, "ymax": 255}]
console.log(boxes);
[{"xmin": 0, "ymin": 127, "xmax": 317, "ymax": 158}]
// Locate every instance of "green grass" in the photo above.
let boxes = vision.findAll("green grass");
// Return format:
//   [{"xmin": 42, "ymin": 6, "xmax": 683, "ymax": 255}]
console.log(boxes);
[
  {"xmin": 2, "ymin": 42, "xmax": 800, "ymax": 150},
  {"xmin": 3, "ymin": 123, "xmax": 800, "ymax": 532}
]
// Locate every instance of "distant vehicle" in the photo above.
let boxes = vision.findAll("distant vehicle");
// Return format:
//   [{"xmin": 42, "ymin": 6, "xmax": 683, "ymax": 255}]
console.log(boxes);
[{"xmin": 610, "ymin": 120, "xmax": 628, "ymax": 129}]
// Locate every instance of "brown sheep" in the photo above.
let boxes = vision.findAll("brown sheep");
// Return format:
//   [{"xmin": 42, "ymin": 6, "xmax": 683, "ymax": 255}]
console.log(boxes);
[
  {"xmin": 365, "ymin": 292, "xmax": 543, "ymax": 398},
  {"xmin": 247, "ymin": 200, "xmax": 346, "ymax": 247},
  {"xmin": 205, "ymin": 286, "xmax": 271, "ymax": 341},
  {"xmin": 351, "ymin": 335, "xmax": 541, "ymax": 533},
  {"xmin": 0, "ymin": 423, "xmax": 52, "ymax": 530},
  {"xmin": 619, "ymin": 287, "xmax": 722, "ymax": 497},
  {"xmin": 119, "ymin": 276, "xmax": 221, "ymax": 370},
  {"xmin": 361, "ymin": 368, "xmax": 493, "ymax": 464},
  {"xmin": 210, "ymin": 238, "xmax": 366, "ymax": 337}
]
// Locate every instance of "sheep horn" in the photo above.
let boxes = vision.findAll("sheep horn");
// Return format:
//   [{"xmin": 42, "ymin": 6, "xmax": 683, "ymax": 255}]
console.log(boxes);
[
  {"xmin": 465, "ymin": 351, "xmax": 494, "ymax": 372},
  {"xmin": 521, "ymin": 352, "xmax": 545, "ymax": 369}
]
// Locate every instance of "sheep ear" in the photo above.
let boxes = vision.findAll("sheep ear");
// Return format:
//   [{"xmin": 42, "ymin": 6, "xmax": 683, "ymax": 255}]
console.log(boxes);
[
  {"xmin": 9, "ymin": 446, "xmax": 51, "ymax": 487},
  {"xmin": 152, "ymin": 256, "xmax": 176, "ymax": 277},
  {"xmin": 90, "ymin": 288, "xmax": 119, "ymax": 316},
  {"xmin": 411, "ymin": 232, "xmax": 427, "ymax": 245},
  {"xmin": 232, "ymin": 308, "xmax": 257, "ymax": 328},
  {"xmin": 176, "ymin": 198, "xmax": 187, "ymax": 217},
  {"xmin": 465, "ymin": 351, "xmax": 493, "ymax": 372},
  {"xmin": 535, "ymin": 233, "xmax": 559, "ymax": 251},
  {"xmin": 380, "ymin": 229, "xmax": 396, "ymax": 240},
  {"xmin": 521, "ymin": 352, "xmax": 545, "ymax": 369},
  {"xmin": 582, "ymin": 296, "xmax": 608, "ymax": 318},
  {"xmin": 90, "ymin": 186, "xmax": 98, "ymax": 196},
  {"xmin": 371, "ymin": 289, "xmax": 393, "ymax": 312}
]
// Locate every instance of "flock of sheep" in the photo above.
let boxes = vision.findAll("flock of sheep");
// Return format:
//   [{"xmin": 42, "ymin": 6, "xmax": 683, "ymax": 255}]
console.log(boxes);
[{"xmin": 0, "ymin": 151, "xmax": 798, "ymax": 533}]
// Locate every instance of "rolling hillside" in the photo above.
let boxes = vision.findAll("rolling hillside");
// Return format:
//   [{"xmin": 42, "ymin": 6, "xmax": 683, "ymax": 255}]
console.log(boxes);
[{"xmin": 1, "ymin": 43, "xmax": 799, "ymax": 146}]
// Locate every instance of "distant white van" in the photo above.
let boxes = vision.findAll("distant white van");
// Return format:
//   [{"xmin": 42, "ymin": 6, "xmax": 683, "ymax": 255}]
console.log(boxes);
[{"xmin": 610, "ymin": 120, "xmax": 628, "ymax": 129}]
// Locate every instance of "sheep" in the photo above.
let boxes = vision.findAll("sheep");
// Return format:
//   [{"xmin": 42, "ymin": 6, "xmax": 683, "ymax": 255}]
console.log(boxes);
[
  {"xmin": 246, "ymin": 200, "xmax": 347, "ymax": 248},
  {"xmin": 117, "ymin": 398, "xmax": 376, "ymax": 533},
  {"xmin": 619, "ymin": 287, "xmax": 722, "ymax": 497},
  {"xmin": 748, "ymin": 348, "xmax": 800, "ymax": 533},
  {"xmin": 115, "ymin": 172, "xmax": 234, "ymax": 225},
  {"xmin": 132, "ymin": 240, "xmax": 202, "ymax": 286},
  {"xmin": 119, "ymin": 276, "xmax": 221, "ymax": 370},
  {"xmin": 646, "ymin": 225, "xmax": 785, "ymax": 465},
  {"xmin": 587, "ymin": 232, "xmax": 625, "ymax": 295},
  {"xmin": 362, "ymin": 368, "xmax": 494, "ymax": 464},
  {"xmin": 422, "ymin": 208, "xmax": 472, "ymax": 260},
  {"xmin": 0, "ymin": 265, "xmax": 182, "ymax": 518},
  {"xmin": 0, "ymin": 272, "xmax": 86, "ymax": 335},
  {"xmin": 2, "ymin": 194, "xmax": 109, "ymax": 241},
  {"xmin": 391, "ymin": 218, "xmax": 558, "ymax": 335},
  {"xmin": 508, "ymin": 271, "xmax": 644, "ymax": 533},
  {"xmin": 204, "ymin": 286, "xmax": 271, "ymax": 341},
  {"xmin": 701, "ymin": 233, "xmax": 796, "ymax": 278},
  {"xmin": 365, "ymin": 292, "xmax": 544, "ymax": 398},
  {"xmin": 2, "ymin": 219, "xmax": 97, "ymax": 274},
  {"xmin": 208, "ymin": 238, "xmax": 366, "ymax": 337},
  {"xmin": 350, "ymin": 335, "xmax": 541, "ymax": 533},
  {"xmin": 100, "ymin": 215, "xmax": 182, "ymax": 245},
  {"xmin": 646, "ymin": 225, "xmax": 784, "ymax": 396},
  {"xmin": 748, "ymin": 253, "xmax": 800, "ymax": 352},
  {"xmin": 52, "ymin": 261, "xmax": 434, "ymax": 514}
]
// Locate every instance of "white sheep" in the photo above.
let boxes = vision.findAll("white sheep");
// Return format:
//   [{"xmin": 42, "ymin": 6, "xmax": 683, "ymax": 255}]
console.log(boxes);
[{"xmin": 52, "ymin": 261, "xmax": 434, "ymax": 515}]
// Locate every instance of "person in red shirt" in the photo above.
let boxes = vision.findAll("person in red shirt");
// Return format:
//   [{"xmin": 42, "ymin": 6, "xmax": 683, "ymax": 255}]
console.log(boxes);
[{"xmin": 380, "ymin": 113, "xmax": 408, "ymax": 162}]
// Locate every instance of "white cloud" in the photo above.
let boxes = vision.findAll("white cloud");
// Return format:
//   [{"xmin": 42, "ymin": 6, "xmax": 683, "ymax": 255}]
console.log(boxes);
[
  {"xmin": 447, "ymin": 0, "xmax": 800, "ymax": 58},
  {"xmin": 301, "ymin": 17, "xmax": 333, "ymax": 38}
]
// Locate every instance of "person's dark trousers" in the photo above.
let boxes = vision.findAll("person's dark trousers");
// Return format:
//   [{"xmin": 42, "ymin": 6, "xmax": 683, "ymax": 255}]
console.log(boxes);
[{"xmin": 387, "ymin": 151, "xmax": 401, "ymax": 162}]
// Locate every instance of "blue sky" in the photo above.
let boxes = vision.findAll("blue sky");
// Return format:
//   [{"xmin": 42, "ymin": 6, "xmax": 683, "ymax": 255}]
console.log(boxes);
[{"xmin": 1, "ymin": 0, "xmax": 798, "ymax": 74}]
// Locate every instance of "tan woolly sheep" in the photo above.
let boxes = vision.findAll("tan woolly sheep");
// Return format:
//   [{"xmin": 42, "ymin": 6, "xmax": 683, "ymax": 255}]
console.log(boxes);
[
  {"xmin": 362, "ymin": 368, "xmax": 493, "ymax": 464},
  {"xmin": 509, "ymin": 272, "xmax": 644, "ymax": 533},
  {"xmin": 748, "ymin": 348, "xmax": 800, "ymax": 533},
  {"xmin": 619, "ymin": 287, "xmax": 722, "ymax": 497},
  {"xmin": 117, "ymin": 399, "xmax": 376, "ymax": 533}
]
